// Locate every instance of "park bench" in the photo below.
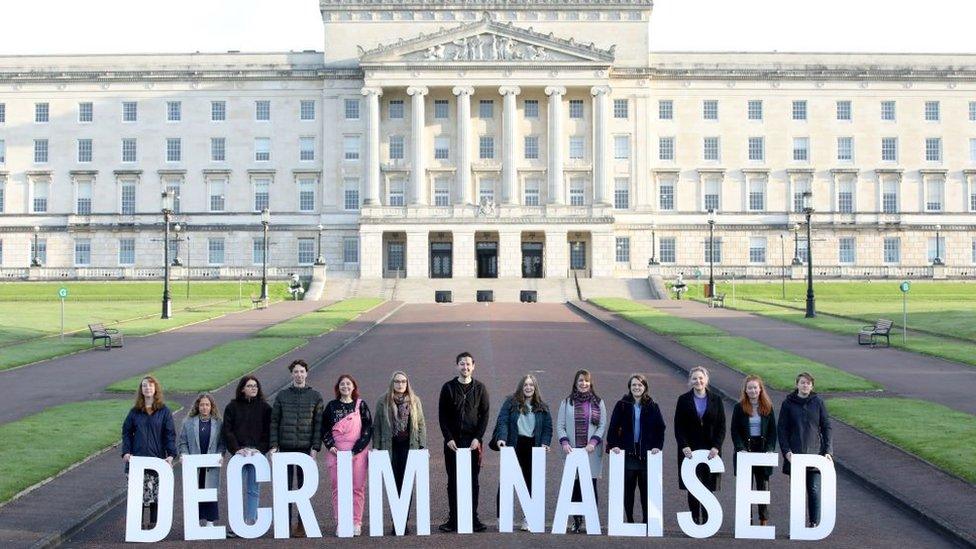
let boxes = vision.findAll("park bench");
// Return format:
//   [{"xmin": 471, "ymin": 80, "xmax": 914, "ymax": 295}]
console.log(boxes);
[
  {"xmin": 88, "ymin": 323, "xmax": 124, "ymax": 349},
  {"xmin": 250, "ymin": 296, "xmax": 268, "ymax": 310},
  {"xmin": 708, "ymin": 293, "xmax": 727, "ymax": 308},
  {"xmin": 857, "ymin": 319, "xmax": 893, "ymax": 347}
]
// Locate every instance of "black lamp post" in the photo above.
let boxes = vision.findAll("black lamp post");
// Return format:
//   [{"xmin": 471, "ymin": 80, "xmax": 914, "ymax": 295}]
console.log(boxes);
[
  {"xmin": 315, "ymin": 223, "xmax": 325, "ymax": 265},
  {"xmin": 161, "ymin": 190, "xmax": 175, "ymax": 319},
  {"xmin": 802, "ymin": 191, "xmax": 815, "ymax": 318},
  {"xmin": 707, "ymin": 208, "xmax": 716, "ymax": 298},
  {"xmin": 648, "ymin": 222, "xmax": 658, "ymax": 265},
  {"xmin": 791, "ymin": 223, "xmax": 802, "ymax": 265},
  {"xmin": 31, "ymin": 225, "xmax": 42, "ymax": 267},
  {"xmin": 260, "ymin": 208, "xmax": 270, "ymax": 301},
  {"xmin": 172, "ymin": 223, "xmax": 183, "ymax": 267},
  {"xmin": 933, "ymin": 224, "xmax": 944, "ymax": 266}
]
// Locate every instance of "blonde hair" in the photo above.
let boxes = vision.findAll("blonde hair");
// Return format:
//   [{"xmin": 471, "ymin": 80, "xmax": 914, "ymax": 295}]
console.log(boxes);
[
  {"xmin": 384, "ymin": 370, "xmax": 420, "ymax": 434},
  {"xmin": 688, "ymin": 366, "xmax": 710, "ymax": 389}
]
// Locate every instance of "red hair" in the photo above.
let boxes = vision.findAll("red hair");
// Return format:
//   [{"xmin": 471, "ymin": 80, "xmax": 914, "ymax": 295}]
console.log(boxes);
[
  {"xmin": 334, "ymin": 374, "xmax": 360, "ymax": 400},
  {"xmin": 740, "ymin": 375, "xmax": 773, "ymax": 416}
]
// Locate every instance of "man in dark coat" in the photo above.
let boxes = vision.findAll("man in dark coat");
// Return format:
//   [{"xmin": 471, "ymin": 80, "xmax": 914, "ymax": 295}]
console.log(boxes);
[{"xmin": 777, "ymin": 372, "xmax": 832, "ymax": 528}]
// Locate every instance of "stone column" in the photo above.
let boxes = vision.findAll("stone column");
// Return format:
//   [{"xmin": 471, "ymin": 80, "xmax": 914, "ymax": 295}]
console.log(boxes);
[
  {"xmin": 406, "ymin": 229, "xmax": 429, "ymax": 279},
  {"xmin": 361, "ymin": 87, "xmax": 383, "ymax": 205},
  {"xmin": 591, "ymin": 85, "xmax": 612, "ymax": 206},
  {"xmin": 359, "ymin": 229, "xmax": 383, "ymax": 278},
  {"xmin": 407, "ymin": 86, "xmax": 429, "ymax": 205},
  {"xmin": 499, "ymin": 85, "xmax": 521, "ymax": 205},
  {"xmin": 545, "ymin": 86, "xmax": 567, "ymax": 205},
  {"xmin": 544, "ymin": 229, "xmax": 569, "ymax": 278},
  {"xmin": 453, "ymin": 86, "xmax": 475, "ymax": 205},
  {"xmin": 453, "ymin": 231, "xmax": 476, "ymax": 278},
  {"xmin": 591, "ymin": 228, "xmax": 614, "ymax": 277},
  {"xmin": 498, "ymin": 230, "xmax": 522, "ymax": 278}
]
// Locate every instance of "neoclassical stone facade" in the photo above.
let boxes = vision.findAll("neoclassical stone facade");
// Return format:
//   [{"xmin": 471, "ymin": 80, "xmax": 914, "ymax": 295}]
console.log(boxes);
[{"xmin": 1, "ymin": 0, "xmax": 975, "ymax": 282}]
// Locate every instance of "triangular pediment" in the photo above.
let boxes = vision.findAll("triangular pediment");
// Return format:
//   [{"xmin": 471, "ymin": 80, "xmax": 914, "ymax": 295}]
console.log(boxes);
[{"xmin": 358, "ymin": 14, "xmax": 615, "ymax": 65}]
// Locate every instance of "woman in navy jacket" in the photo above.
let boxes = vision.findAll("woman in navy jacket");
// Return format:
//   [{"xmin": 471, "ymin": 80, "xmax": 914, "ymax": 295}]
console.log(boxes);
[
  {"xmin": 606, "ymin": 373, "xmax": 666, "ymax": 524},
  {"xmin": 673, "ymin": 366, "xmax": 726, "ymax": 526},
  {"xmin": 122, "ymin": 375, "xmax": 177, "ymax": 530}
]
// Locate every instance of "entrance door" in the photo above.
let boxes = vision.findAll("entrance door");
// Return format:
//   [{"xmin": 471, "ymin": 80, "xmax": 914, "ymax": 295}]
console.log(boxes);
[
  {"xmin": 430, "ymin": 242, "xmax": 453, "ymax": 278},
  {"xmin": 386, "ymin": 242, "xmax": 405, "ymax": 277},
  {"xmin": 521, "ymin": 242, "xmax": 543, "ymax": 278},
  {"xmin": 476, "ymin": 241, "xmax": 498, "ymax": 278},
  {"xmin": 569, "ymin": 241, "xmax": 587, "ymax": 270}
]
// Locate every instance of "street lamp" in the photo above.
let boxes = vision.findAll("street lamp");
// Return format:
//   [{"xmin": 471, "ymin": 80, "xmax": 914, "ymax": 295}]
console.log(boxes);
[
  {"xmin": 933, "ymin": 224, "xmax": 944, "ymax": 266},
  {"xmin": 172, "ymin": 223, "xmax": 183, "ymax": 267},
  {"xmin": 802, "ymin": 191, "xmax": 815, "ymax": 318},
  {"xmin": 161, "ymin": 190, "xmax": 175, "ymax": 319},
  {"xmin": 791, "ymin": 223, "xmax": 802, "ymax": 265},
  {"xmin": 31, "ymin": 225, "xmax": 42, "ymax": 267},
  {"xmin": 780, "ymin": 231, "xmax": 788, "ymax": 300},
  {"xmin": 648, "ymin": 222, "xmax": 659, "ymax": 265},
  {"xmin": 260, "ymin": 208, "xmax": 270, "ymax": 301},
  {"xmin": 315, "ymin": 223, "xmax": 325, "ymax": 265},
  {"xmin": 706, "ymin": 208, "xmax": 716, "ymax": 298}
]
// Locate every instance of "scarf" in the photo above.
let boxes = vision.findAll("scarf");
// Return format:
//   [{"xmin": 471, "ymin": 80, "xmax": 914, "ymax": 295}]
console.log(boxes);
[
  {"xmin": 571, "ymin": 390, "xmax": 601, "ymax": 447},
  {"xmin": 391, "ymin": 393, "xmax": 410, "ymax": 437}
]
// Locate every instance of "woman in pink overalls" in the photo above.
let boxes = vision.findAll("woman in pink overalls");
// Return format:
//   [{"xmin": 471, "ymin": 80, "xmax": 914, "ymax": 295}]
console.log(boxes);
[{"xmin": 322, "ymin": 374, "xmax": 372, "ymax": 536}]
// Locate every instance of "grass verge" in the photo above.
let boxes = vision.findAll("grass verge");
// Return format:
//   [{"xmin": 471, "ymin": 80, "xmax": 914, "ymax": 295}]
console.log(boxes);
[
  {"xmin": 0, "ymin": 337, "xmax": 93, "ymax": 372},
  {"xmin": 828, "ymin": 397, "xmax": 976, "ymax": 484},
  {"xmin": 590, "ymin": 297, "xmax": 723, "ymax": 336},
  {"xmin": 257, "ymin": 297, "xmax": 384, "ymax": 338}
]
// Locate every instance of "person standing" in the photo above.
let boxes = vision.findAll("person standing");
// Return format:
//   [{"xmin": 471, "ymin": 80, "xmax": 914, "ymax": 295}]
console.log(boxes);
[
  {"xmin": 730, "ymin": 375, "xmax": 777, "ymax": 526},
  {"xmin": 674, "ymin": 366, "xmax": 726, "ymax": 526},
  {"xmin": 322, "ymin": 374, "xmax": 372, "ymax": 536},
  {"xmin": 269, "ymin": 359, "xmax": 324, "ymax": 538},
  {"xmin": 778, "ymin": 372, "xmax": 832, "ymax": 528},
  {"xmin": 221, "ymin": 375, "xmax": 272, "ymax": 528},
  {"xmin": 373, "ymin": 370, "xmax": 427, "ymax": 534},
  {"xmin": 556, "ymin": 369, "xmax": 607, "ymax": 534},
  {"xmin": 438, "ymin": 352, "xmax": 490, "ymax": 533},
  {"xmin": 121, "ymin": 375, "xmax": 177, "ymax": 530},
  {"xmin": 178, "ymin": 393, "xmax": 225, "ymax": 527},
  {"xmin": 606, "ymin": 373, "xmax": 666, "ymax": 524}
]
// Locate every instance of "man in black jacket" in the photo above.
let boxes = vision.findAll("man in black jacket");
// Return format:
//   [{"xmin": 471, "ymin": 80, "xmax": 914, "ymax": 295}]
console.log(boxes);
[
  {"xmin": 438, "ymin": 351, "xmax": 490, "ymax": 533},
  {"xmin": 777, "ymin": 372, "xmax": 832, "ymax": 528}
]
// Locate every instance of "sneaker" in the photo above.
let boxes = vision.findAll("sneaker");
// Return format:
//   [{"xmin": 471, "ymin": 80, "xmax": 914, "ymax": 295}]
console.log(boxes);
[
  {"xmin": 472, "ymin": 520, "xmax": 488, "ymax": 532},
  {"xmin": 290, "ymin": 523, "xmax": 306, "ymax": 538},
  {"xmin": 353, "ymin": 524, "xmax": 362, "ymax": 536},
  {"xmin": 570, "ymin": 516, "xmax": 582, "ymax": 534},
  {"xmin": 519, "ymin": 520, "xmax": 530, "ymax": 531},
  {"xmin": 439, "ymin": 521, "xmax": 457, "ymax": 533}
]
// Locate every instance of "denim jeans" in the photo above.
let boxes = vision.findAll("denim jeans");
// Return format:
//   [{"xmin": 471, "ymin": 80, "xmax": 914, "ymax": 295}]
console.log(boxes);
[
  {"xmin": 242, "ymin": 464, "xmax": 260, "ymax": 524},
  {"xmin": 806, "ymin": 469, "xmax": 822, "ymax": 525}
]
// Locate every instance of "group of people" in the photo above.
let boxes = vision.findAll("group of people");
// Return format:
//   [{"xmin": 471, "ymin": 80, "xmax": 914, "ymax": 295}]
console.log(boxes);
[{"xmin": 121, "ymin": 353, "xmax": 832, "ymax": 538}]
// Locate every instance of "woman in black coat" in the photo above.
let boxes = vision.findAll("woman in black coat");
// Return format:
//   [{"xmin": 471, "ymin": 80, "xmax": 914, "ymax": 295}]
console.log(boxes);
[
  {"xmin": 674, "ymin": 366, "xmax": 726, "ymax": 525},
  {"xmin": 606, "ymin": 374, "xmax": 666, "ymax": 524},
  {"xmin": 778, "ymin": 372, "xmax": 832, "ymax": 528},
  {"xmin": 730, "ymin": 375, "xmax": 777, "ymax": 526}
]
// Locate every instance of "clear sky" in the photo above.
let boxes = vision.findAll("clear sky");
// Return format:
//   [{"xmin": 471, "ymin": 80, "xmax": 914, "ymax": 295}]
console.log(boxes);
[{"xmin": 0, "ymin": 0, "xmax": 973, "ymax": 55}]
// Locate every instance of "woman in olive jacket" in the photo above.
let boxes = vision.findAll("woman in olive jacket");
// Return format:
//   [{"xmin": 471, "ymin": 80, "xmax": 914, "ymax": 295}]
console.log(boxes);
[
  {"xmin": 673, "ymin": 366, "xmax": 726, "ymax": 526},
  {"xmin": 730, "ymin": 375, "xmax": 776, "ymax": 526}
]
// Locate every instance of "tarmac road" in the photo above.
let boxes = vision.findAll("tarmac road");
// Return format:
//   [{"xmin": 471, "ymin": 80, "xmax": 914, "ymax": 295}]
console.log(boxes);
[{"xmin": 65, "ymin": 303, "xmax": 956, "ymax": 548}]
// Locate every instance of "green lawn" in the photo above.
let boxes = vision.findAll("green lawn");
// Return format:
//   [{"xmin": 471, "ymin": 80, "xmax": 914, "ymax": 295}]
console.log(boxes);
[
  {"xmin": 591, "ymin": 297, "xmax": 880, "ymax": 393},
  {"xmin": 0, "ymin": 337, "xmax": 93, "ymax": 372},
  {"xmin": 257, "ymin": 297, "xmax": 384, "ymax": 338},
  {"xmin": 828, "ymin": 397, "xmax": 976, "ymax": 484},
  {"xmin": 106, "ymin": 337, "xmax": 307, "ymax": 393},
  {"xmin": 0, "ymin": 400, "xmax": 136, "ymax": 503}
]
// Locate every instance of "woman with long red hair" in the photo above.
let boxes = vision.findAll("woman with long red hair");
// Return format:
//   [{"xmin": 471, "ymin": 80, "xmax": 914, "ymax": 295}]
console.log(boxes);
[{"xmin": 730, "ymin": 375, "xmax": 777, "ymax": 526}]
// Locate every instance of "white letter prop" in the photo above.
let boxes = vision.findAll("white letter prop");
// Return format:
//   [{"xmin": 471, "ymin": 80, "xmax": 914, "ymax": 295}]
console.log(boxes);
[
  {"xmin": 734, "ymin": 452, "xmax": 778, "ymax": 539},
  {"xmin": 455, "ymin": 448, "xmax": 475, "ymax": 534},
  {"xmin": 498, "ymin": 446, "xmax": 546, "ymax": 533},
  {"xmin": 789, "ymin": 454, "xmax": 837, "ymax": 541},
  {"xmin": 181, "ymin": 453, "xmax": 225, "ymax": 540},
  {"xmin": 336, "ymin": 451, "xmax": 355, "ymax": 538},
  {"xmin": 271, "ymin": 452, "xmax": 322, "ymax": 539},
  {"xmin": 124, "ymin": 456, "xmax": 175, "ymax": 543},
  {"xmin": 551, "ymin": 449, "xmax": 601, "ymax": 535},
  {"xmin": 646, "ymin": 451, "xmax": 665, "ymax": 537},
  {"xmin": 677, "ymin": 449, "xmax": 725, "ymax": 538},
  {"xmin": 608, "ymin": 450, "xmax": 645, "ymax": 537},
  {"xmin": 226, "ymin": 453, "xmax": 273, "ymax": 539},
  {"xmin": 368, "ymin": 449, "xmax": 431, "ymax": 536}
]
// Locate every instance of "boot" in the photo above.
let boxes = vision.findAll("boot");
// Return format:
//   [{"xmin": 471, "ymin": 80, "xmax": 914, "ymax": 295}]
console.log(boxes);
[
  {"xmin": 571, "ymin": 516, "xmax": 583, "ymax": 534},
  {"xmin": 760, "ymin": 519, "xmax": 769, "ymax": 526},
  {"xmin": 290, "ymin": 521, "xmax": 306, "ymax": 538}
]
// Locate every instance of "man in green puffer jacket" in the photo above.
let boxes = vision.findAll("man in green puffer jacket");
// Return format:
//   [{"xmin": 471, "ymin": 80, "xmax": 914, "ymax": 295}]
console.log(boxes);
[{"xmin": 269, "ymin": 359, "xmax": 324, "ymax": 538}]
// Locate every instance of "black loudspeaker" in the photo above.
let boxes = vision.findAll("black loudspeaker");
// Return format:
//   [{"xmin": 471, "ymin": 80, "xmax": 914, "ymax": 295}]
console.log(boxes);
[
  {"xmin": 435, "ymin": 290, "xmax": 453, "ymax": 303},
  {"xmin": 520, "ymin": 290, "xmax": 538, "ymax": 303},
  {"xmin": 476, "ymin": 290, "xmax": 494, "ymax": 302}
]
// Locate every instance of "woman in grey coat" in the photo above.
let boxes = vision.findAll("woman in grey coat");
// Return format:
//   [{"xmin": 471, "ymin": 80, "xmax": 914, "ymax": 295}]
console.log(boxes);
[
  {"xmin": 178, "ymin": 393, "xmax": 226, "ymax": 526},
  {"xmin": 556, "ymin": 369, "xmax": 607, "ymax": 534}
]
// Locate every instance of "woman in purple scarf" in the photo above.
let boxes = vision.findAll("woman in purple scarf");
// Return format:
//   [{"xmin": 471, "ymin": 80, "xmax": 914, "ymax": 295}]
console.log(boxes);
[{"xmin": 556, "ymin": 369, "xmax": 607, "ymax": 534}]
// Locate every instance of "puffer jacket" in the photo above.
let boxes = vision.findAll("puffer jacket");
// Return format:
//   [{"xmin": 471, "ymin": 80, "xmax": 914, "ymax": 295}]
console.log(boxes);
[
  {"xmin": 777, "ymin": 390, "xmax": 831, "ymax": 475},
  {"xmin": 270, "ymin": 385, "xmax": 324, "ymax": 452}
]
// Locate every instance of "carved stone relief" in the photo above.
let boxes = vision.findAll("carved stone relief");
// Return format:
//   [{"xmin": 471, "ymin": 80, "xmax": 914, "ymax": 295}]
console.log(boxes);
[{"xmin": 415, "ymin": 33, "xmax": 556, "ymax": 61}]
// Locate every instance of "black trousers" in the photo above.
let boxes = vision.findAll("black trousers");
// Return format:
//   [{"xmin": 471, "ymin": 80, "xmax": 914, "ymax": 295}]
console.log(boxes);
[
  {"xmin": 571, "ymin": 477, "xmax": 599, "ymax": 509},
  {"xmin": 286, "ymin": 461, "xmax": 306, "ymax": 525},
  {"xmin": 623, "ymin": 456, "xmax": 648, "ymax": 523},
  {"xmin": 745, "ymin": 437, "xmax": 770, "ymax": 522},
  {"xmin": 495, "ymin": 436, "xmax": 536, "ymax": 516},
  {"xmin": 391, "ymin": 437, "xmax": 410, "ymax": 491},
  {"xmin": 197, "ymin": 468, "xmax": 220, "ymax": 522},
  {"xmin": 806, "ymin": 469, "xmax": 822, "ymax": 525},
  {"xmin": 445, "ymin": 439, "xmax": 482, "ymax": 525}
]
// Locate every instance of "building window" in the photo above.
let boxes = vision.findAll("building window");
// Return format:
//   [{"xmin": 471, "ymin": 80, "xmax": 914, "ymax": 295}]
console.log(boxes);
[
  {"xmin": 882, "ymin": 137, "xmax": 898, "ymax": 162},
  {"xmin": 389, "ymin": 100, "xmax": 404, "ymax": 119},
  {"xmin": 478, "ymin": 136, "xmax": 494, "ymax": 159},
  {"xmin": 614, "ymin": 178, "xmax": 630, "ymax": 209},
  {"xmin": 165, "ymin": 183, "xmax": 180, "ymax": 214},
  {"xmin": 166, "ymin": 138, "xmax": 182, "ymax": 162},
  {"xmin": 0, "ymin": 103, "xmax": 5, "ymax": 123},
  {"xmin": 0, "ymin": 140, "xmax": 5, "ymax": 164},
  {"xmin": 748, "ymin": 179, "xmax": 766, "ymax": 211},
  {"xmin": 119, "ymin": 238, "xmax": 136, "ymax": 266},
  {"xmin": 387, "ymin": 179, "xmax": 405, "ymax": 206},
  {"xmin": 0, "ymin": 181, "xmax": 4, "ymax": 213},
  {"xmin": 433, "ymin": 99, "xmax": 449, "ymax": 119},
  {"xmin": 748, "ymin": 137, "xmax": 765, "ymax": 161},
  {"xmin": 971, "ymin": 183, "xmax": 976, "ymax": 212},
  {"xmin": 344, "ymin": 178, "xmax": 360, "ymax": 211},
  {"xmin": 837, "ymin": 137, "xmax": 854, "ymax": 162},
  {"xmin": 299, "ymin": 137, "xmax": 316, "ymax": 161},
  {"xmin": 434, "ymin": 136, "xmax": 450, "ymax": 160},
  {"xmin": 121, "ymin": 138, "xmax": 137, "ymax": 163},
  {"xmin": 35, "ymin": 103, "xmax": 49, "ymax": 123},
  {"xmin": 300, "ymin": 100, "xmax": 316, "ymax": 121},
  {"xmin": 524, "ymin": 136, "xmax": 540, "ymax": 160},
  {"xmin": 569, "ymin": 136, "xmax": 584, "ymax": 159},
  {"xmin": 659, "ymin": 237, "xmax": 676, "ymax": 263},
  {"xmin": 658, "ymin": 100, "xmax": 674, "ymax": 120},
  {"xmin": 970, "ymin": 101, "xmax": 976, "ymax": 122},
  {"xmin": 881, "ymin": 101, "xmax": 896, "ymax": 121},
  {"xmin": 703, "ymin": 137, "xmax": 720, "ymax": 161},
  {"xmin": 299, "ymin": 179, "xmax": 316, "ymax": 212},
  {"xmin": 256, "ymin": 100, "xmax": 271, "ymax": 121},
  {"xmin": 615, "ymin": 237, "xmax": 630, "ymax": 263},
  {"xmin": 792, "ymin": 180, "xmax": 811, "ymax": 213},
  {"xmin": 252, "ymin": 238, "xmax": 265, "ymax": 265},
  {"xmin": 34, "ymin": 139, "xmax": 49, "ymax": 163},
  {"xmin": 925, "ymin": 138, "xmax": 942, "ymax": 162},
  {"xmin": 838, "ymin": 180, "xmax": 854, "ymax": 213},
  {"xmin": 77, "ymin": 139, "xmax": 93, "ymax": 163},
  {"xmin": 253, "ymin": 179, "xmax": 270, "ymax": 212},
  {"xmin": 524, "ymin": 179, "xmax": 540, "ymax": 206},
  {"xmin": 568, "ymin": 99, "xmax": 584, "ymax": 119},
  {"xmin": 925, "ymin": 101, "xmax": 940, "ymax": 121},
  {"xmin": 748, "ymin": 100, "xmax": 763, "ymax": 121},
  {"xmin": 479, "ymin": 180, "xmax": 495, "ymax": 204},
  {"xmin": 749, "ymin": 237, "xmax": 767, "ymax": 264},
  {"xmin": 659, "ymin": 182, "xmax": 675, "ymax": 211},
  {"xmin": 613, "ymin": 135, "xmax": 630, "ymax": 160},
  {"xmin": 658, "ymin": 137, "xmax": 674, "ymax": 161},
  {"xmin": 570, "ymin": 242, "xmax": 586, "ymax": 270},
  {"xmin": 435, "ymin": 180, "xmax": 451, "ymax": 206},
  {"xmin": 882, "ymin": 180, "xmax": 899, "ymax": 213},
  {"xmin": 927, "ymin": 237, "xmax": 947, "ymax": 263},
  {"xmin": 524, "ymin": 99, "xmax": 539, "ymax": 118},
  {"xmin": 925, "ymin": 180, "xmax": 944, "ymax": 211},
  {"xmin": 120, "ymin": 183, "xmax": 136, "ymax": 215},
  {"xmin": 613, "ymin": 99, "xmax": 629, "ymax": 119},
  {"xmin": 344, "ymin": 136, "xmax": 361, "ymax": 161},
  {"xmin": 702, "ymin": 100, "xmax": 718, "ymax": 121},
  {"xmin": 76, "ymin": 181, "xmax": 92, "ymax": 214},
  {"xmin": 704, "ymin": 238, "xmax": 722, "ymax": 263},
  {"xmin": 792, "ymin": 100, "xmax": 807, "ymax": 121},
  {"xmin": 970, "ymin": 138, "xmax": 976, "ymax": 164},
  {"xmin": 211, "ymin": 137, "xmax": 226, "ymax": 162},
  {"xmin": 122, "ymin": 101, "xmax": 138, "ymax": 122},
  {"xmin": 166, "ymin": 101, "xmax": 181, "ymax": 122},
  {"xmin": 883, "ymin": 237, "xmax": 900, "ymax": 264},
  {"xmin": 30, "ymin": 239, "xmax": 48, "ymax": 265},
  {"xmin": 570, "ymin": 178, "xmax": 585, "ymax": 206},
  {"xmin": 389, "ymin": 135, "xmax": 404, "ymax": 160},
  {"xmin": 479, "ymin": 100, "xmax": 494, "ymax": 119},
  {"xmin": 254, "ymin": 138, "xmax": 271, "ymax": 162},
  {"xmin": 703, "ymin": 179, "xmax": 720, "ymax": 211},
  {"xmin": 208, "ymin": 238, "xmax": 225, "ymax": 265},
  {"xmin": 387, "ymin": 242, "xmax": 405, "ymax": 272},
  {"xmin": 836, "ymin": 100, "xmax": 852, "ymax": 121},
  {"xmin": 838, "ymin": 237, "xmax": 856, "ymax": 264},
  {"xmin": 79, "ymin": 102, "xmax": 93, "ymax": 123},
  {"xmin": 298, "ymin": 238, "xmax": 316, "ymax": 265},
  {"xmin": 343, "ymin": 237, "xmax": 359, "ymax": 263},
  {"xmin": 210, "ymin": 101, "xmax": 226, "ymax": 121},
  {"xmin": 209, "ymin": 180, "xmax": 226, "ymax": 212},
  {"xmin": 793, "ymin": 137, "xmax": 810, "ymax": 162},
  {"xmin": 74, "ymin": 239, "xmax": 91, "ymax": 266}
]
